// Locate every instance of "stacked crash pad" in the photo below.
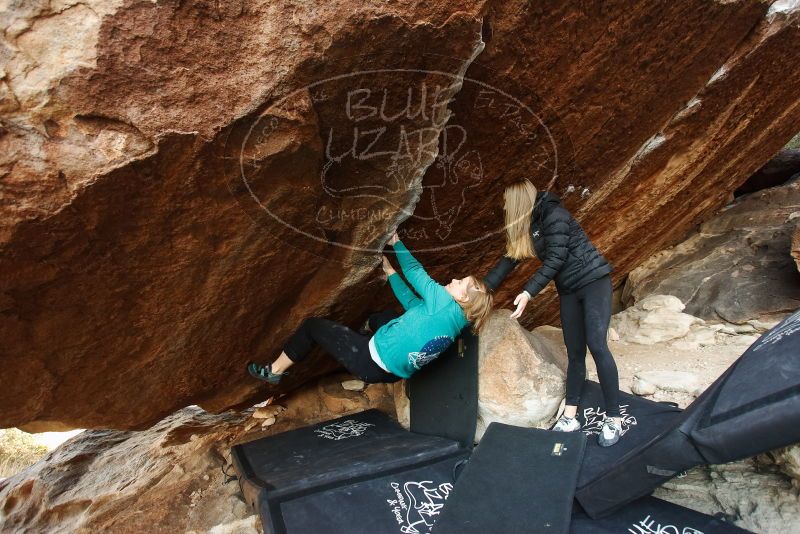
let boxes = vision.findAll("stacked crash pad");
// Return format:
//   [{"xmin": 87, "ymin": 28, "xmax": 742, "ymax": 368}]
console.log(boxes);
[
  {"xmin": 232, "ymin": 313, "xmax": 800, "ymax": 532},
  {"xmin": 232, "ymin": 409, "xmax": 470, "ymax": 534},
  {"xmin": 231, "ymin": 328, "xmax": 478, "ymax": 534}
]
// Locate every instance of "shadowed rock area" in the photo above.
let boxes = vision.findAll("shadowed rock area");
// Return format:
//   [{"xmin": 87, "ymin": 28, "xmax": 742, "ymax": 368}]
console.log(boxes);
[
  {"xmin": 622, "ymin": 181, "xmax": 800, "ymax": 323},
  {"xmin": 735, "ymin": 148, "xmax": 800, "ymax": 195},
  {"xmin": 2, "ymin": 0, "xmax": 800, "ymax": 430}
]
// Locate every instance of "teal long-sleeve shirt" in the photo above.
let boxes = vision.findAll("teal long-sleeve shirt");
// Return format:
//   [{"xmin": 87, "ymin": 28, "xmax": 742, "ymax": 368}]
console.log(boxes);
[{"xmin": 372, "ymin": 240, "xmax": 468, "ymax": 378}]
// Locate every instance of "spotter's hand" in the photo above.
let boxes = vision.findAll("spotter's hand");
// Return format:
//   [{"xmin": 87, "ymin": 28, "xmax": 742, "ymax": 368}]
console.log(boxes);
[{"xmin": 510, "ymin": 292, "xmax": 530, "ymax": 320}]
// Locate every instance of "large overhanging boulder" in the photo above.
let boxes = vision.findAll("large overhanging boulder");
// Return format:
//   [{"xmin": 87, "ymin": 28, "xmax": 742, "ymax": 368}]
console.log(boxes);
[{"xmin": 2, "ymin": 1, "xmax": 800, "ymax": 430}]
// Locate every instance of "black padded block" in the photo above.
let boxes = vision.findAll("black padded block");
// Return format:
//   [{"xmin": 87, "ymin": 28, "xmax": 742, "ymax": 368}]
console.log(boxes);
[
  {"xmin": 409, "ymin": 328, "xmax": 479, "ymax": 449},
  {"xmin": 280, "ymin": 451, "xmax": 469, "ymax": 534},
  {"xmin": 576, "ymin": 311, "xmax": 800, "ymax": 518},
  {"xmin": 571, "ymin": 496, "xmax": 752, "ymax": 533},
  {"xmin": 575, "ymin": 381, "xmax": 684, "ymax": 488},
  {"xmin": 433, "ymin": 423, "xmax": 587, "ymax": 534},
  {"xmin": 231, "ymin": 409, "xmax": 463, "ymax": 533}
]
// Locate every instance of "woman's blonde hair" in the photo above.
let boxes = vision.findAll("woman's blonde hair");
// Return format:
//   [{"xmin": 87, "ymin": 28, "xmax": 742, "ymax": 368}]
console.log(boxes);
[
  {"xmin": 461, "ymin": 277, "xmax": 494, "ymax": 333},
  {"xmin": 503, "ymin": 179, "xmax": 538, "ymax": 260}
]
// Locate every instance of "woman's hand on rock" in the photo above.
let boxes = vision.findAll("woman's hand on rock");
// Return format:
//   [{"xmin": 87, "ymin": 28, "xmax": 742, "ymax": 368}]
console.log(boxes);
[
  {"xmin": 382, "ymin": 255, "xmax": 396, "ymax": 277},
  {"xmin": 387, "ymin": 232, "xmax": 400, "ymax": 246},
  {"xmin": 510, "ymin": 292, "xmax": 530, "ymax": 320}
]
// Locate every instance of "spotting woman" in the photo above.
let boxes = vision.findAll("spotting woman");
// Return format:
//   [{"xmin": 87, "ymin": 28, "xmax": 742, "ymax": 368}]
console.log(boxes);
[
  {"xmin": 485, "ymin": 179, "xmax": 622, "ymax": 446},
  {"xmin": 248, "ymin": 231, "xmax": 493, "ymax": 385}
]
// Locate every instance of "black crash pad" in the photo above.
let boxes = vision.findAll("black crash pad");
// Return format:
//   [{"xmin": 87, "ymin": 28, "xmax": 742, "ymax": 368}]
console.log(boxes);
[
  {"xmin": 432, "ymin": 423, "xmax": 587, "ymax": 534},
  {"xmin": 231, "ymin": 409, "xmax": 465, "ymax": 534},
  {"xmin": 571, "ymin": 496, "xmax": 752, "ymax": 533},
  {"xmin": 576, "ymin": 311, "xmax": 800, "ymax": 518},
  {"xmin": 279, "ymin": 451, "xmax": 469, "ymax": 534},
  {"xmin": 408, "ymin": 327, "xmax": 479, "ymax": 449},
  {"xmin": 575, "ymin": 380, "xmax": 683, "ymax": 488}
]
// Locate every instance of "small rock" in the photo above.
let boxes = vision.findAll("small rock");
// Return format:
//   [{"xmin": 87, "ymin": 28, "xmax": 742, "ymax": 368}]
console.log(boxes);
[
  {"xmin": 634, "ymin": 370, "xmax": 701, "ymax": 395},
  {"xmin": 393, "ymin": 381, "xmax": 410, "ymax": 430},
  {"xmin": 611, "ymin": 295, "xmax": 703, "ymax": 345},
  {"xmin": 260, "ymin": 416, "xmax": 276, "ymax": 428},
  {"xmin": 709, "ymin": 323, "xmax": 737, "ymax": 335},
  {"xmin": 203, "ymin": 474, "xmax": 210, "ymax": 481},
  {"xmin": 762, "ymin": 444, "xmax": 800, "ymax": 485},
  {"xmin": 640, "ymin": 294, "xmax": 686, "ymax": 312},
  {"xmin": 252, "ymin": 405, "xmax": 285, "ymax": 419},
  {"xmin": 341, "ymin": 379, "xmax": 366, "ymax": 391},
  {"xmin": 730, "ymin": 323, "xmax": 757, "ymax": 334},
  {"xmin": 747, "ymin": 319, "xmax": 780, "ymax": 332},
  {"xmin": 632, "ymin": 377, "xmax": 657, "ymax": 396},
  {"xmin": 607, "ymin": 327, "xmax": 620, "ymax": 342}
]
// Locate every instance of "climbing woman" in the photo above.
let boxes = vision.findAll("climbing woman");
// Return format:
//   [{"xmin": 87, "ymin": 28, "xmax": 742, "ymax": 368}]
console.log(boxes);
[
  {"xmin": 248, "ymin": 232, "xmax": 493, "ymax": 385},
  {"xmin": 485, "ymin": 179, "xmax": 622, "ymax": 446}
]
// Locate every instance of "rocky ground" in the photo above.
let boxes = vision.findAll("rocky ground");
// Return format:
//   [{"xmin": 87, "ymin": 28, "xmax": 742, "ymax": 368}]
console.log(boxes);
[{"xmin": 0, "ymin": 375, "xmax": 395, "ymax": 533}]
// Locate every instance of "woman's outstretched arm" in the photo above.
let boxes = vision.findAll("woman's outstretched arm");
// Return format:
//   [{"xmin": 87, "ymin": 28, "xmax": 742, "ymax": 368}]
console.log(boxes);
[
  {"xmin": 484, "ymin": 256, "xmax": 520, "ymax": 291},
  {"xmin": 382, "ymin": 256, "xmax": 421, "ymax": 310},
  {"xmin": 389, "ymin": 233, "xmax": 440, "ymax": 302}
]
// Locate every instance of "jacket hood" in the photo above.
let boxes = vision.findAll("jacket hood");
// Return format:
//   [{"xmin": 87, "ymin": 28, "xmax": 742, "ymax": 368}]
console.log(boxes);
[{"xmin": 535, "ymin": 190, "xmax": 561, "ymax": 213}]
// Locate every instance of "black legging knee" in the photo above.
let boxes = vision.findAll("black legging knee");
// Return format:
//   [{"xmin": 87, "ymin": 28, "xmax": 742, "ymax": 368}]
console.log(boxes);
[
  {"xmin": 560, "ymin": 275, "xmax": 620, "ymax": 417},
  {"xmin": 282, "ymin": 314, "xmax": 401, "ymax": 384}
]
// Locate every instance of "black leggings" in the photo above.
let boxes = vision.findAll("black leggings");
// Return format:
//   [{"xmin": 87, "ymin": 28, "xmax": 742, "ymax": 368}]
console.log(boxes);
[
  {"xmin": 561, "ymin": 275, "xmax": 620, "ymax": 417},
  {"xmin": 283, "ymin": 312, "xmax": 401, "ymax": 384}
]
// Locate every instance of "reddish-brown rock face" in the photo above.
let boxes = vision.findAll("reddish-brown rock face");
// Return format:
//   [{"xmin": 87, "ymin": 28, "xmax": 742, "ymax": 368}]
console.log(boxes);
[{"xmin": 2, "ymin": 1, "xmax": 800, "ymax": 430}]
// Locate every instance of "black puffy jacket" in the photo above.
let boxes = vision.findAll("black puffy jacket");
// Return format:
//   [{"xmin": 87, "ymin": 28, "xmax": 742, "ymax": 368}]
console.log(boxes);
[{"xmin": 485, "ymin": 191, "xmax": 612, "ymax": 297}]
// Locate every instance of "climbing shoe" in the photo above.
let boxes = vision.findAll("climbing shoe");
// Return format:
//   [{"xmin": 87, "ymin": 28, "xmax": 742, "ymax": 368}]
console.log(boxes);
[
  {"xmin": 247, "ymin": 362, "xmax": 285, "ymax": 385},
  {"xmin": 552, "ymin": 415, "xmax": 581, "ymax": 432},
  {"xmin": 598, "ymin": 418, "xmax": 621, "ymax": 447}
]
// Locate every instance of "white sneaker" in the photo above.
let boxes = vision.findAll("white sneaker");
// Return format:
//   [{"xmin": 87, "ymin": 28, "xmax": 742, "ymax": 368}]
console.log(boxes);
[
  {"xmin": 552, "ymin": 415, "xmax": 581, "ymax": 432},
  {"xmin": 598, "ymin": 419, "xmax": 621, "ymax": 447}
]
